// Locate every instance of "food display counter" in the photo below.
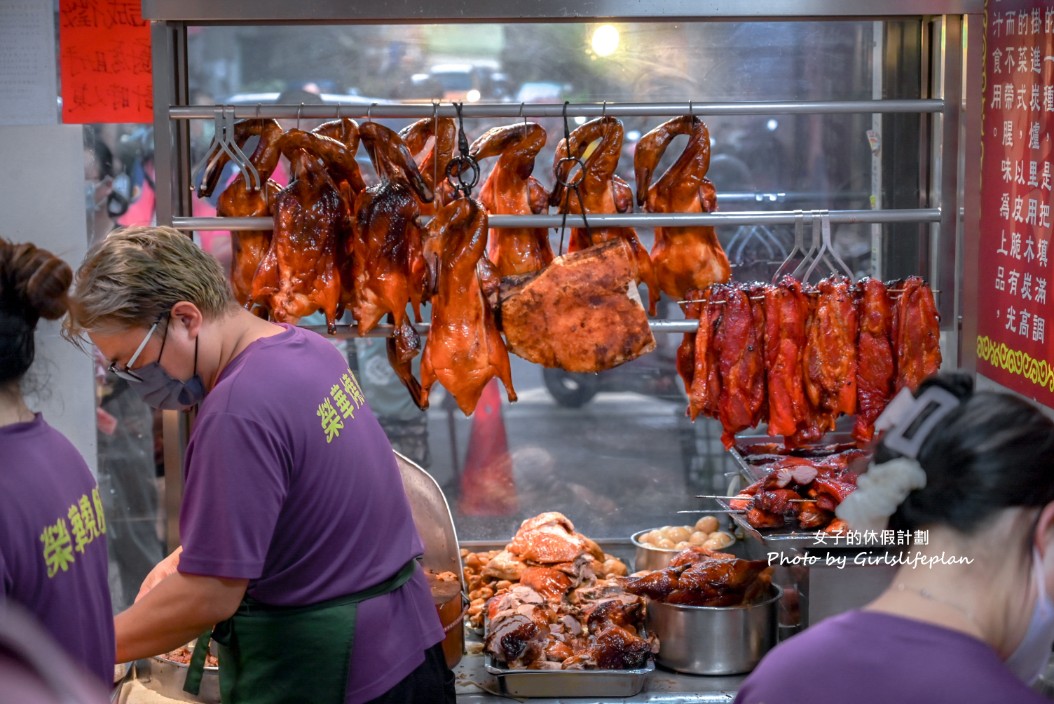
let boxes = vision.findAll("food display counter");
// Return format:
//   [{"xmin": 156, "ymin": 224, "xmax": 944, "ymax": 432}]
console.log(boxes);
[{"xmin": 130, "ymin": 0, "xmax": 983, "ymax": 699}]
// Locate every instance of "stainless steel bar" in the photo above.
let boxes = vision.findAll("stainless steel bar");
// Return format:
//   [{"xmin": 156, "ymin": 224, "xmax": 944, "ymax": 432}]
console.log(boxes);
[
  {"xmin": 142, "ymin": 0, "xmax": 983, "ymax": 22},
  {"xmin": 171, "ymin": 208, "xmax": 942, "ymax": 232},
  {"xmin": 168, "ymin": 99, "xmax": 944, "ymax": 121}
]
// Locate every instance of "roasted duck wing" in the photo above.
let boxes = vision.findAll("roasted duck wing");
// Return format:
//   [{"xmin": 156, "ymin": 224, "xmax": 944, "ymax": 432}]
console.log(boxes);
[
  {"xmin": 854, "ymin": 278, "xmax": 894, "ymax": 442},
  {"xmin": 550, "ymin": 116, "xmax": 659, "ymax": 314},
  {"xmin": 634, "ymin": 115, "xmax": 731, "ymax": 301},
  {"xmin": 420, "ymin": 196, "xmax": 517, "ymax": 415},
  {"xmin": 713, "ymin": 284, "xmax": 766, "ymax": 448},
  {"xmin": 892, "ymin": 276, "xmax": 942, "ymax": 392},
  {"xmin": 803, "ymin": 276, "xmax": 858, "ymax": 434},
  {"xmin": 251, "ymin": 148, "xmax": 350, "ymax": 332},
  {"xmin": 471, "ymin": 122, "xmax": 554, "ymax": 277},
  {"xmin": 198, "ymin": 118, "xmax": 284, "ymax": 308},
  {"xmin": 763, "ymin": 276, "xmax": 811, "ymax": 443},
  {"xmin": 352, "ymin": 122, "xmax": 433, "ymax": 334}
]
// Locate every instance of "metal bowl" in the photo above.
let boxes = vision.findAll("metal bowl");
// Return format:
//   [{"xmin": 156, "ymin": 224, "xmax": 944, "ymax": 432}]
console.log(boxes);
[
  {"xmin": 645, "ymin": 585, "xmax": 782, "ymax": 676},
  {"xmin": 630, "ymin": 527, "xmax": 737, "ymax": 572},
  {"xmin": 140, "ymin": 649, "xmax": 220, "ymax": 703}
]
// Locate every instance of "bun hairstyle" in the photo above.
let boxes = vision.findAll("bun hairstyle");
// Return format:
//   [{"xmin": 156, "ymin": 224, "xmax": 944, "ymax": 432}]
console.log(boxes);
[
  {"xmin": 0, "ymin": 238, "xmax": 73, "ymax": 385},
  {"xmin": 882, "ymin": 372, "xmax": 1054, "ymax": 535}
]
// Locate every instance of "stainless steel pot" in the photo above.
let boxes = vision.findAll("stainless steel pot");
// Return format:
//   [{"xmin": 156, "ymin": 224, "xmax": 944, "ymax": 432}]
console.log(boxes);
[
  {"xmin": 631, "ymin": 528, "xmax": 738, "ymax": 572},
  {"xmin": 139, "ymin": 654, "xmax": 220, "ymax": 703},
  {"xmin": 645, "ymin": 585, "xmax": 781, "ymax": 675}
]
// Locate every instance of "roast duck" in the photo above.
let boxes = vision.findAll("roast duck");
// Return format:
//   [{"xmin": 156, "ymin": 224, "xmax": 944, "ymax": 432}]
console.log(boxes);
[
  {"xmin": 550, "ymin": 116, "xmax": 660, "ymax": 315},
  {"xmin": 419, "ymin": 196, "xmax": 517, "ymax": 415},
  {"xmin": 679, "ymin": 275, "xmax": 940, "ymax": 449},
  {"xmin": 197, "ymin": 118, "xmax": 285, "ymax": 309},
  {"xmin": 634, "ymin": 115, "xmax": 731, "ymax": 301},
  {"xmin": 621, "ymin": 546, "xmax": 773, "ymax": 608},
  {"xmin": 470, "ymin": 122, "xmax": 554, "ymax": 277},
  {"xmin": 197, "ymin": 116, "xmax": 940, "ymax": 421},
  {"xmin": 477, "ymin": 513, "xmax": 654, "ymax": 671},
  {"xmin": 249, "ymin": 124, "xmax": 365, "ymax": 333}
]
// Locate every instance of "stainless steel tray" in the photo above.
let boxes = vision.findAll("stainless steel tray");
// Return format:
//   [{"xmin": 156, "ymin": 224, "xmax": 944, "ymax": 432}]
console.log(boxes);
[{"xmin": 484, "ymin": 654, "xmax": 653, "ymax": 698}]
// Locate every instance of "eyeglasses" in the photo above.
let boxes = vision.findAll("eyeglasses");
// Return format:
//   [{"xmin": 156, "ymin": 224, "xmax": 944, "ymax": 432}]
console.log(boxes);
[{"xmin": 108, "ymin": 316, "xmax": 165, "ymax": 382}]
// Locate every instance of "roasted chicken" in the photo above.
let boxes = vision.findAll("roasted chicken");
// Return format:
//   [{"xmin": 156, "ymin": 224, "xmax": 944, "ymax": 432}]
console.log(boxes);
[
  {"xmin": 471, "ymin": 122, "xmax": 554, "ymax": 277},
  {"xmin": 854, "ymin": 278, "xmax": 894, "ymax": 442},
  {"xmin": 197, "ymin": 118, "xmax": 285, "ymax": 309},
  {"xmin": 419, "ymin": 196, "xmax": 517, "ymax": 415},
  {"xmin": 634, "ymin": 115, "xmax": 731, "ymax": 301},
  {"xmin": 892, "ymin": 276, "xmax": 942, "ymax": 392},
  {"xmin": 550, "ymin": 116, "xmax": 659, "ymax": 314}
]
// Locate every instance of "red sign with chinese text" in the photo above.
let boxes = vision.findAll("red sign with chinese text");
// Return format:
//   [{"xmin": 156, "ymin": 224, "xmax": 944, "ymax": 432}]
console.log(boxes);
[
  {"xmin": 59, "ymin": 0, "xmax": 152, "ymax": 124},
  {"xmin": 976, "ymin": 1, "xmax": 1054, "ymax": 405}
]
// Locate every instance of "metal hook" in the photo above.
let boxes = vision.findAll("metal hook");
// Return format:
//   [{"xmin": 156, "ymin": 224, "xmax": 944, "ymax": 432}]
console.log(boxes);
[
  {"xmin": 368, "ymin": 102, "xmax": 376, "ymax": 123},
  {"xmin": 296, "ymin": 102, "xmax": 304, "ymax": 130},
  {"xmin": 335, "ymin": 103, "xmax": 342, "ymax": 120},
  {"xmin": 688, "ymin": 99, "xmax": 694, "ymax": 118},
  {"xmin": 519, "ymin": 101, "xmax": 527, "ymax": 135},
  {"xmin": 601, "ymin": 100, "xmax": 608, "ymax": 117},
  {"xmin": 255, "ymin": 103, "xmax": 262, "ymax": 119},
  {"xmin": 773, "ymin": 210, "xmax": 808, "ymax": 283}
]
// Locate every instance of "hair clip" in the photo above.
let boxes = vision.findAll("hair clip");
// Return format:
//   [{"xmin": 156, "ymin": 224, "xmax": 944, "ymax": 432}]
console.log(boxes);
[{"xmin": 878, "ymin": 385, "xmax": 962, "ymax": 459}]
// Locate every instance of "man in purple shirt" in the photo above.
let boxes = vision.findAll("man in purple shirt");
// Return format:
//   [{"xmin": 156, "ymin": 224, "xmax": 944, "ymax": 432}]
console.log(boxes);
[{"xmin": 66, "ymin": 226, "xmax": 451, "ymax": 704}]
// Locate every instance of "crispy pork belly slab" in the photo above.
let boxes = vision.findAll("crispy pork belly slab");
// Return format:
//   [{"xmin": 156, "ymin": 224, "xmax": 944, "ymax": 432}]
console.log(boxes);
[{"xmin": 499, "ymin": 239, "xmax": 656, "ymax": 373}]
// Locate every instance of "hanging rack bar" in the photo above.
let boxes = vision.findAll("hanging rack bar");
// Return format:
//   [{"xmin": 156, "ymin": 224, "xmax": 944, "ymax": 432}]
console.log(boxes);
[
  {"xmin": 172, "ymin": 208, "xmax": 941, "ymax": 232},
  {"xmin": 169, "ymin": 99, "xmax": 944, "ymax": 121}
]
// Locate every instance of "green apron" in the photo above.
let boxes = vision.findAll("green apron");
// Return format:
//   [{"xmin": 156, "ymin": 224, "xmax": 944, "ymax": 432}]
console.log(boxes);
[{"xmin": 184, "ymin": 558, "xmax": 419, "ymax": 704}]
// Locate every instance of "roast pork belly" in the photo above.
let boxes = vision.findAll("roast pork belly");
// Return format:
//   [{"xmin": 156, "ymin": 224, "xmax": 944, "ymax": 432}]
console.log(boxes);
[{"xmin": 499, "ymin": 239, "xmax": 656, "ymax": 373}]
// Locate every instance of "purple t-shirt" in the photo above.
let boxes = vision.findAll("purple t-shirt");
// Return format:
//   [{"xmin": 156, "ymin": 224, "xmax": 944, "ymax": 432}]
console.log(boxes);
[
  {"xmin": 0, "ymin": 414, "xmax": 115, "ymax": 686},
  {"xmin": 179, "ymin": 324, "xmax": 443, "ymax": 703},
  {"xmin": 735, "ymin": 610, "xmax": 1050, "ymax": 704}
]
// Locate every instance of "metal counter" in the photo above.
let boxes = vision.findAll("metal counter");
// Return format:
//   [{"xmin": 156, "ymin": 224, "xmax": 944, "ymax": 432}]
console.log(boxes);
[{"xmin": 115, "ymin": 651, "xmax": 744, "ymax": 703}]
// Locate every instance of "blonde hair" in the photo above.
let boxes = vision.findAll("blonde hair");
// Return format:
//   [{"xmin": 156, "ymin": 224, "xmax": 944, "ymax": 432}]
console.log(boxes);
[{"xmin": 64, "ymin": 226, "xmax": 234, "ymax": 340}]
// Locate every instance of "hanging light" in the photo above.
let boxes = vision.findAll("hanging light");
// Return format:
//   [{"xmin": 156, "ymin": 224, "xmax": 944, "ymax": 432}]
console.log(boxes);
[{"xmin": 591, "ymin": 24, "xmax": 620, "ymax": 57}]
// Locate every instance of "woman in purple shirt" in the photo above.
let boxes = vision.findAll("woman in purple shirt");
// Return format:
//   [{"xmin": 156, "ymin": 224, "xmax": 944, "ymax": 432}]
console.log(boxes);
[
  {"xmin": 64, "ymin": 226, "xmax": 452, "ymax": 704},
  {"xmin": 736, "ymin": 373, "xmax": 1054, "ymax": 704},
  {"xmin": 0, "ymin": 238, "xmax": 115, "ymax": 687}
]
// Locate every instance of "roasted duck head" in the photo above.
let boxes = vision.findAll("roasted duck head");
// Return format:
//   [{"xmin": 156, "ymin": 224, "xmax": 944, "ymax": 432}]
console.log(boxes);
[
  {"xmin": 634, "ymin": 115, "xmax": 730, "ymax": 302},
  {"xmin": 400, "ymin": 116, "xmax": 458, "ymax": 214}
]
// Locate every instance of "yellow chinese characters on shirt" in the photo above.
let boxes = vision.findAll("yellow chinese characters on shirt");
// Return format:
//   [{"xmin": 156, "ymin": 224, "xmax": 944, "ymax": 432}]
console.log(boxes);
[
  {"xmin": 40, "ymin": 488, "xmax": 107, "ymax": 578},
  {"xmin": 317, "ymin": 369, "xmax": 367, "ymax": 443}
]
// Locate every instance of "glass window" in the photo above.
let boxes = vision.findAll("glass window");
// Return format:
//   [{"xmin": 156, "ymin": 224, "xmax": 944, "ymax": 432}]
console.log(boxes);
[{"xmin": 175, "ymin": 19, "xmax": 926, "ymax": 543}]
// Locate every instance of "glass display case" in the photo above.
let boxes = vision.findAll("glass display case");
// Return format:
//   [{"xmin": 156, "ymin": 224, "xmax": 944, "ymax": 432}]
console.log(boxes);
[{"xmin": 141, "ymin": 1, "xmax": 982, "ymax": 547}]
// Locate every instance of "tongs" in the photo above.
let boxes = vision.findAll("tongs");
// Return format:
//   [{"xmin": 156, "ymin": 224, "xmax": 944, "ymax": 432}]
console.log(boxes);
[{"xmin": 799, "ymin": 211, "xmax": 855, "ymax": 283}]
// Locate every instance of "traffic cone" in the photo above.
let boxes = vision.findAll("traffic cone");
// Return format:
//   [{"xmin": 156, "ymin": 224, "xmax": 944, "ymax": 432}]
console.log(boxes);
[{"xmin": 457, "ymin": 379, "xmax": 518, "ymax": 516}]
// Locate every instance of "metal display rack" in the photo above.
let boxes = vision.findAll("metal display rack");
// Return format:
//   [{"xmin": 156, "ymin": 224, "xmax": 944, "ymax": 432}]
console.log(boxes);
[{"xmin": 142, "ymin": 0, "xmax": 983, "ymax": 571}]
